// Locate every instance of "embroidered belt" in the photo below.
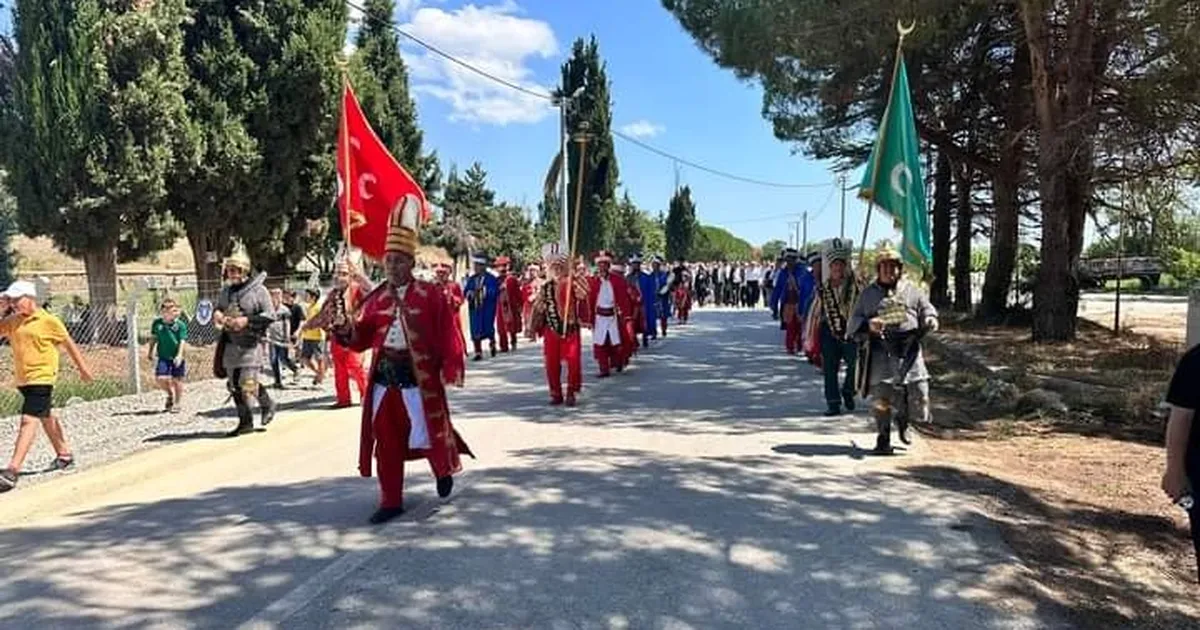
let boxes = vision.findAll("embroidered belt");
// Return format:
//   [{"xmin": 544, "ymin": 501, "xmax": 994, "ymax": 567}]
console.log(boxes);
[
  {"xmin": 373, "ymin": 351, "xmax": 418, "ymax": 388},
  {"xmin": 596, "ymin": 307, "xmax": 616, "ymax": 317}
]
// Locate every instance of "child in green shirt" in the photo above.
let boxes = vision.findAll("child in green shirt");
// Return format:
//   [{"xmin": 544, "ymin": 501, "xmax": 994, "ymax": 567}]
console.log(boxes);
[{"xmin": 148, "ymin": 299, "xmax": 188, "ymax": 412}]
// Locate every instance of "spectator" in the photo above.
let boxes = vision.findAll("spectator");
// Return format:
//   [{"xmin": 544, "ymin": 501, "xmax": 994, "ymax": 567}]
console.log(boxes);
[
  {"xmin": 298, "ymin": 288, "xmax": 328, "ymax": 386},
  {"xmin": 147, "ymin": 298, "xmax": 188, "ymax": 413},
  {"xmin": 1162, "ymin": 342, "xmax": 1200, "ymax": 580},
  {"xmin": 267, "ymin": 288, "xmax": 299, "ymax": 388},
  {"xmin": 0, "ymin": 281, "xmax": 94, "ymax": 493}
]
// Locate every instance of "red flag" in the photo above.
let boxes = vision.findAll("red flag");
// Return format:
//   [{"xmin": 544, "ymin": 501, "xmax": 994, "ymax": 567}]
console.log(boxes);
[{"xmin": 337, "ymin": 81, "xmax": 429, "ymax": 260}]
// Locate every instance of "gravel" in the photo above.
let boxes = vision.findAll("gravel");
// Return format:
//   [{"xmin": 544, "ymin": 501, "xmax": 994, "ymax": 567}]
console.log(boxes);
[{"xmin": 0, "ymin": 368, "xmax": 341, "ymax": 488}]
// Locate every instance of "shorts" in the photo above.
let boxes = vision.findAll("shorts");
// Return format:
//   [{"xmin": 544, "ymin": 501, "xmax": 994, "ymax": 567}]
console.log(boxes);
[
  {"xmin": 18, "ymin": 385, "xmax": 53, "ymax": 419},
  {"xmin": 301, "ymin": 340, "xmax": 325, "ymax": 360},
  {"xmin": 155, "ymin": 358, "xmax": 186, "ymax": 379}
]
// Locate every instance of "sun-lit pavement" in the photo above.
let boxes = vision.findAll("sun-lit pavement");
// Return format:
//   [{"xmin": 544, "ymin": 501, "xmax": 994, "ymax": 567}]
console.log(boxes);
[{"xmin": 0, "ymin": 308, "xmax": 1067, "ymax": 629}]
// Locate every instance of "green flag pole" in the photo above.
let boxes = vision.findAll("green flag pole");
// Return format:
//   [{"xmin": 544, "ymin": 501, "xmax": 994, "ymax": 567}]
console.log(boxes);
[{"xmin": 857, "ymin": 19, "xmax": 916, "ymax": 274}]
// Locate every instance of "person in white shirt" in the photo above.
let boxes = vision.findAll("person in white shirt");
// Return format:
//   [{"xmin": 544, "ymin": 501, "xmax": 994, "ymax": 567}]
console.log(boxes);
[{"xmin": 745, "ymin": 263, "xmax": 762, "ymax": 308}]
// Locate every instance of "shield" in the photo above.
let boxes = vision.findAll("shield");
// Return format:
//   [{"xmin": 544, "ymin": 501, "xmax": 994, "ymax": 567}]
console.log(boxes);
[{"xmin": 195, "ymin": 299, "xmax": 214, "ymax": 326}]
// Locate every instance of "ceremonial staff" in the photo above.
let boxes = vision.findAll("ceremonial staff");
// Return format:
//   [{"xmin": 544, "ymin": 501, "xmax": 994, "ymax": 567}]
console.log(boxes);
[{"xmin": 562, "ymin": 121, "xmax": 593, "ymax": 326}]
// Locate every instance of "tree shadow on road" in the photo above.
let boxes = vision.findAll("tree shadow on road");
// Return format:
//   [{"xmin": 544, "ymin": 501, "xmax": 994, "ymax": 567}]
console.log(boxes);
[
  {"xmin": 0, "ymin": 446, "xmax": 1067, "ymax": 629},
  {"xmin": 451, "ymin": 310, "xmax": 866, "ymax": 439},
  {"xmin": 888, "ymin": 464, "xmax": 1200, "ymax": 630}
]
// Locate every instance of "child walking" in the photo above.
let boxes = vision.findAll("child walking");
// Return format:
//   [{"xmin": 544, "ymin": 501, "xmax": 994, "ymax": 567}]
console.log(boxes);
[
  {"xmin": 0, "ymin": 281, "xmax": 94, "ymax": 493},
  {"xmin": 148, "ymin": 298, "xmax": 188, "ymax": 412}
]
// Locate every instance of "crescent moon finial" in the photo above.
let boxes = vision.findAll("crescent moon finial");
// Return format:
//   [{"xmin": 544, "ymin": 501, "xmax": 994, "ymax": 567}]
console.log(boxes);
[{"xmin": 897, "ymin": 19, "xmax": 916, "ymax": 37}]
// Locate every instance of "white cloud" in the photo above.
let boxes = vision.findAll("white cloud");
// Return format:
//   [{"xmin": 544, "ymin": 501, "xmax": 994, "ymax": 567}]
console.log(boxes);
[
  {"xmin": 399, "ymin": 1, "xmax": 558, "ymax": 125},
  {"xmin": 619, "ymin": 120, "xmax": 665, "ymax": 139}
]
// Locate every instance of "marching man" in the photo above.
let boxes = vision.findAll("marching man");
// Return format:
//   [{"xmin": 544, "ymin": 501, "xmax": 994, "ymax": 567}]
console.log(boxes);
[
  {"xmin": 650, "ymin": 256, "xmax": 672, "ymax": 338},
  {"xmin": 588, "ymin": 251, "xmax": 633, "ymax": 377},
  {"xmin": 494, "ymin": 256, "xmax": 523, "ymax": 353},
  {"xmin": 464, "ymin": 254, "xmax": 499, "ymax": 361},
  {"xmin": 627, "ymin": 255, "xmax": 657, "ymax": 348},
  {"xmin": 531, "ymin": 244, "xmax": 590, "ymax": 406},
  {"xmin": 770, "ymin": 248, "xmax": 816, "ymax": 355},
  {"xmin": 328, "ymin": 254, "xmax": 372, "ymax": 408},
  {"xmin": 849, "ymin": 245, "xmax": 938, "ymax": 455},
  {"xmin": 433, "ymin": 262, "xmax": 467, "ymax": 355},
  {"xmin": 333, "ymin": 197, "xmax": 473, "ymax": 524}
]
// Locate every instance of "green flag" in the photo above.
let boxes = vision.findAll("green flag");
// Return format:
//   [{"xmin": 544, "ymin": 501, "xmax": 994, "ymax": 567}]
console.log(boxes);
[{"xmin": 858, "ymin": 56, "xmax": 931, "ymax": 268}]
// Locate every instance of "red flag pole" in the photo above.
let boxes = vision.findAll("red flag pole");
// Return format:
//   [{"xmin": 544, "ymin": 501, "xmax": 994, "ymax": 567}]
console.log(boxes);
[{"xmin": 339, "ymin": 68, "xmax": 354, "ymax": 249}]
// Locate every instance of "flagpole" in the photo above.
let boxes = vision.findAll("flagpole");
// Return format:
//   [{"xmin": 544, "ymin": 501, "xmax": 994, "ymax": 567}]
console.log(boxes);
[
  {"xmin": 338, "ymin": 63, "xmax": 354, "ymax": 251},
  {"xmin": 858, "ymin": 19, "xmax": 915, "ymax": 273},
  {"xmin": 563, "ymin": 122, "xmax": 592, "ymax": 326}
]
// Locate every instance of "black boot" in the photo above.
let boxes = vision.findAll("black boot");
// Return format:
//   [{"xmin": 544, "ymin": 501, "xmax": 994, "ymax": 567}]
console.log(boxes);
[
  {"xmin": 225, "ymin": 407, "xmax": 255, "ymax": 438},
  {"xmin": 897, "ymin": 414, "xmax": 911, "ymax": 445},
  {"xmin": 437, "ymin": 475, "xmax": 454, "ymax": 498},
  {"xmin": 843, "ymin": 392, "xmax": 857, "ymax": 412},
  {"xmin": 369, "ymin": 506, "xmax": 405, "ymax": 525},
  {"xmin": 872, "ymin": 433, "xmax": 894, "ymax": 455},
  {"xmin": 257, "ymin": 387, "xmax": 277, "ymax": 427}
]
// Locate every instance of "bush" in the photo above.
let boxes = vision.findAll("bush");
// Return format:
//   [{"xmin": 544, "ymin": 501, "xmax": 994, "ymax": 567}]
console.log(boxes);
[{"xmin": 1163, "ymin": 246, "xmax": 1200, "ymax": 286}]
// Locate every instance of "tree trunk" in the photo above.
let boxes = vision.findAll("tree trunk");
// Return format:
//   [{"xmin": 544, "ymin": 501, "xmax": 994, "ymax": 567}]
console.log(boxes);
[
  {"xmin": 953, "ymin": 164, "xmax": 973, "ymax": 312},
  {"xmin": 186, "ymin": 225, "xmax": 230, "ymax": 302},
  {"xmin": 930, "ymin": 152, "xmax": 953, "ymax": 308},
  {"xmin": 978, "ymin": 39, "xmax": 1029, "ymax": 321},
  {"xmin": 82, "ymin": 247, "xmax": 119, "ymax": 345},
  {"xmin": 1021, "ymin": 0, "xmax": 1104, "ymax": 341}
]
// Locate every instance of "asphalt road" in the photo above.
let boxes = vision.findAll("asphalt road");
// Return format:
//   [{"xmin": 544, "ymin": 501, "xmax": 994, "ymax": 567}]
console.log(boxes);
[{"xmin": 0, "ymin": 309, "xmax": 1068, "ymax": 629}]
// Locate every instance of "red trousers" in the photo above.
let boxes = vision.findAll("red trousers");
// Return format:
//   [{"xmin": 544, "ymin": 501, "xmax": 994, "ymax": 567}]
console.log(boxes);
[
  {"xmin": 594, "ymin": 340, "xmax": 623, "ymax": 375},
  {"xmin": 372, "ymin": 387, "xmax": 457, "ymax": 509},
  {"xmin": 543, "ymin": 329, "xmax": 582, "ymax": 399},
  {"xmin": 497, "ymin": 328, "xmax": 519, "ymax": 352},
  {"xmin": 331, "ymin": 342, "xmax": 367, "ymax": 405},
  {"xmin": 784, "ymin": 317, "xmax": 801, "ymax": 354}
]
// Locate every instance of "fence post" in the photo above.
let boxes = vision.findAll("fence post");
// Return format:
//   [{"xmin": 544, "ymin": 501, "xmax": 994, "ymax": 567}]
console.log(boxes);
[{"xmin": 127, "ymin": 279, "xmax": 147, "ymax": 395}]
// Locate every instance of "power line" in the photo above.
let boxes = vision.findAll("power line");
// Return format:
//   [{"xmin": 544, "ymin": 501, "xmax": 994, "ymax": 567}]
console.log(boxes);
[{"xmin": 344, "ymin": 0, "xmax": 836, "ymax": 190}]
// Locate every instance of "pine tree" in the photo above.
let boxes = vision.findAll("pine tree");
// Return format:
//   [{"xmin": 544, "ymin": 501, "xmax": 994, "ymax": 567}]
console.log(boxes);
[
  {"xmin": 240, "ymin": 0, "xmax": 347, "ymax": 275},
  {"xmin": 0, "ymin": 171, "xmax": 16, "ymax": 288},
  {"xmin": 6, "ymin": 0, "xmax": 188, "ymax": 313},
  {"xmin": 351, "ymin": 0, "xmax": 437, "ymax": 192},
  {"xmin": 171, "ymin": 0, "xmax": 263, "ymax": 297},
  {"xmin": 665, "ymin": 186, "xmax": 698, "ymax": 261},
  {"xmin": 560, "ymin": 37, "xmax": 618, "ymax": 257}
]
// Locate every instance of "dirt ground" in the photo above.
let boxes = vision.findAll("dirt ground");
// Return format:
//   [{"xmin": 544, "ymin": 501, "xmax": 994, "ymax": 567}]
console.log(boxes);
[{"xmin": 916, "ymin": 318, "xmax": 1198, "ymax": 629}]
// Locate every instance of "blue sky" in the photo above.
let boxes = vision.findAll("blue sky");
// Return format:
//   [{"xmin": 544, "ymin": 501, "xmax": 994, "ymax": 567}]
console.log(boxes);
[
  {"xmin": 387, "ymin": 0, "xmax": 898, "ymax": 249},
  {"xmin": 1, "ymin": 0, "xmax": 901, "ymax": 250}
]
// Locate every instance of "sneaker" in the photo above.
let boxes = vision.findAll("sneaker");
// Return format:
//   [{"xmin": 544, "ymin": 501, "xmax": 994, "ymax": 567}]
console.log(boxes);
[
  {"xmin": 169, "ymin": 405, "xmax": 182, "ymax": 414},
  {"xmin": 823, "ymin": 405, "xmax": 841, "ymax": 417},
  {"xmin": 48, "ymin": 454, "xmax": 75, "ymax": 471},
  {"xmin": 0, "ymin": 468, "xmax": 17, "ymax": 492}
]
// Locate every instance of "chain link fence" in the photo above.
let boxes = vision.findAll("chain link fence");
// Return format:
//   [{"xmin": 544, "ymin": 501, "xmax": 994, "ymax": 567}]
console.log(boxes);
[{"xmin": 0, "ymin": 273, "xmax": 333, "ymax": 416}]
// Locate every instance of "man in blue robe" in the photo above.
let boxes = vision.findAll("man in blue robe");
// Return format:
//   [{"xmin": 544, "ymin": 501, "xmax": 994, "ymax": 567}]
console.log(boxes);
[
  {"xmin": 769, "ymin": 248, "xmax": 815, "ymax": 355},
  {"xmin": 650, "ymin": 256, "xmax": 672, "ymax": 337},
  {"xmin": 464, "ymin": 254, "xmax": 499, "ymax": 361},
  {"xmin": 627, "ymin": 255, "xmax": 658, "ymax": 347}
]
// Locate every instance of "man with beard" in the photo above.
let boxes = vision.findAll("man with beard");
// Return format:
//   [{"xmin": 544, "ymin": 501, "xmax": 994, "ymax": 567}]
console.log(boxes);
[
  {"xmin": 588, "ymin": 251, "xmax": 633, "ymax": 377},
  {"xmin": 333, "ymin": 197, "xmax": 473, "ymax": 524},
  {"xmin": 849, "ymin": 245, "xmax": 938, "ymax": 455},
  {"xmin": 493, "ymin": 256, "xmax": 523, "ymax": 353},
  {"xmin": 214, "ymin": 247, "xmax": 277, "ymax": 437},
  {"xmin": 464, "ymin": 254, "xmax": 499, "ymax": 361},
  {"xmin": 769, "ymin": 248, "xmax": 815, "ymax": 355},
  {"xmin": 531, "ymin": 245, "xmax": 590, "ymax": 406}
]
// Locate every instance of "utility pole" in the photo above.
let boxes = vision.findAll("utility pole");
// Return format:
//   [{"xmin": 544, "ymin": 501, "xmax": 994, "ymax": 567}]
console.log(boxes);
[
  {"xmin": 1114, "ymin": 181, "xmax": 1126, "ymax": 337},
  {"xmin": 802, "ymin": 211, "xmax": 808, "ymax": 251},
  {"xmin": 787, "ymin": 221, "xmax": 801, "ymax": 249},
  {"xmin": 554, "ymin": 87, "xmax": 585, "ymax": 250},
  {"xmin": 838, "ymin": 173, "xmax": 847, "ymax": 239}
]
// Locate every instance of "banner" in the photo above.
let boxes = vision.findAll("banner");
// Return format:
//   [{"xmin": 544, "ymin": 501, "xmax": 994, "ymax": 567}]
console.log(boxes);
[
  {"xmin": 337, "ymin": 81, "xmax": 429, "ymax": 260},
  {"xmin": 857, "ymin": 56, "xmax": 931, "ymax": 268}
]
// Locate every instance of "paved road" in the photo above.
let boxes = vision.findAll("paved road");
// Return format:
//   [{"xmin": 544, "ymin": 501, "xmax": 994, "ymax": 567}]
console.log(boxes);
[{"xmin": 0, "ymin": 309, "xmax": 1065, "ymax": 629}]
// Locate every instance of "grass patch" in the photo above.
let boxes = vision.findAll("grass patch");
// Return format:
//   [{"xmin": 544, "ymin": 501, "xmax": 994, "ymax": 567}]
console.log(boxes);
[{"xmin": 0, "ymin": 378, "xmax": 133, "ymax": 417}]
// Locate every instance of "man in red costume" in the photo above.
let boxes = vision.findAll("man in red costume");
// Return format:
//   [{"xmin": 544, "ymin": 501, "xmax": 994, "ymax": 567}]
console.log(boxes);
[
  {"xmin": 434, "ymin": 262, "xmax": 467, "ymax": 354},
  {"xmin": 531, "ymin": 245, "xmax": 590, "ymax": 406},
  {"xmin": 520, "ymin": 263, "xmax": 542, "ymax": 341},
  {"xmin": 333, "ymin": 196, "xmax": 473, "ymax": 525},
  {"xmin": 328, "ymin": 256, "xmax": 371, "ymax": 408},
  {"xmin": 587, "ymin": 251, "xmax": 633, "ymax": 378},
  {"xmin": 494, "ymin": 256, "xmax": 523, "ymax": 353}
]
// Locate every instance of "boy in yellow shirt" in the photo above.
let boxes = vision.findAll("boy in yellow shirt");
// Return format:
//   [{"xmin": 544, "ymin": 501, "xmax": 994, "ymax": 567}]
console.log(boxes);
[{"xmin": 0, "ymin": 281, "xmax": 93, "ymax": 492}]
